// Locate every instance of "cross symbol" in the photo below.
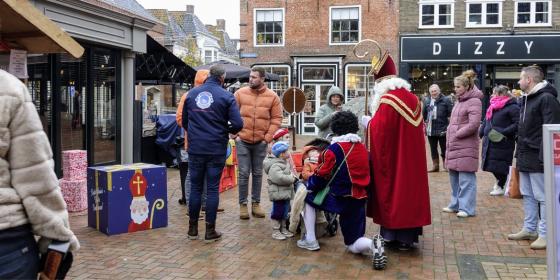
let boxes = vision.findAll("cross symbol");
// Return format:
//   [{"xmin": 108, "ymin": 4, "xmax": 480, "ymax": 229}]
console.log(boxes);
[{"xmin": 133, "ymin": 175, "xmax": 143, "ymax": 194}]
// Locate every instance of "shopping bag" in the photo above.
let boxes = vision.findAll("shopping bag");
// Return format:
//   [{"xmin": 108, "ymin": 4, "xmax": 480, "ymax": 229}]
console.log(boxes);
[
  {"xmin": 312, "ymin": 186, "xmax": 330, "ymax": 205},
  {"xmin": 504, "ymin": 166, "xmax": 521, "ymax": 199}
]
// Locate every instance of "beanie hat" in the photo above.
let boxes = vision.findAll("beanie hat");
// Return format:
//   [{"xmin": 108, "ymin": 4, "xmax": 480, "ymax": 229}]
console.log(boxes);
[
  {"xmin": 272, "ymin": 128, "xmax": 289, "ymax": 140},
  {"xmin": 271, "ymin": 141, "xmax": 290, "ymax": 157}
]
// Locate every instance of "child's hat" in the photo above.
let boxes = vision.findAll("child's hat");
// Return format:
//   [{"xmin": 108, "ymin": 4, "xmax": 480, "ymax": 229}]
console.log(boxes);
[
  {"xmin": 271, "ymin": 141, "xmax": 290, "ymax": 157},
  {"xmin": 272, "ymin": 128, "xmax": 289, "ymax": 140}
]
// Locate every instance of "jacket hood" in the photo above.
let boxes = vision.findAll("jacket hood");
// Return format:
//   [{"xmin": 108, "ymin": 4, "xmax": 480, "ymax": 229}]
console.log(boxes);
[
  {"xmin": 534, "ymin": 82, "xmax": 558, "ymax": 98},
  {"xmin": 458, "ymin": 86, "xmax": 483, "ymax": 102},
  {"xmin": 327, "ymin": 86, "xmax": 343, "ymax": 106},
  {"xmin": 194, "ymin": 70, "xmax": 209, "ymax": 87},
  {"xmin": 263, "ymin": 155, "xmax": 286, "ymax": 174}
]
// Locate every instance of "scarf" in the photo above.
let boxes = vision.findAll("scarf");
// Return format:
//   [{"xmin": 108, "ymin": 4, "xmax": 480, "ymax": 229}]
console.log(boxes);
[{"xmin": 485, "ymin": 96, "xmax": 510, "ymax": 120}]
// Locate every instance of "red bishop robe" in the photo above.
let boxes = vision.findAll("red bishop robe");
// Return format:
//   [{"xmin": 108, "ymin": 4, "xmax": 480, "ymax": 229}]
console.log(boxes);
[
  {"xmin": 128, "ymin": 218, "xmax": 150, "ymax": 233},
  {"xmin": 366, "ymin": 87, "xmax": 431, "ymax": 229}
]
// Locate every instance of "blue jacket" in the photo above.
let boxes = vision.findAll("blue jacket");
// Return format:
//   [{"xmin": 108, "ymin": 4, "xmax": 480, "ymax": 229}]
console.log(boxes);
[{"xmin": 182, "ymin": 76, "xmax": 243, "ymax": 156}]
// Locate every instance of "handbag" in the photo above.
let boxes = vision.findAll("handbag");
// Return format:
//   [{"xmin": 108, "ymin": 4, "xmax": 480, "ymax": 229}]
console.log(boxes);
[
  {"xmin": 39, "ymin": 241, "xmax": 73, "ymax": 280},
  {"xmin": 487, "ymin": 119, "xmax": 506, "ymax": 143},
  {"xmin": 504, "ymin": 166, "xmax": 522, "ymax": 199},
  {"xmin": 312, "ymin": 143, "xmax": 355, "ymax": 205}
]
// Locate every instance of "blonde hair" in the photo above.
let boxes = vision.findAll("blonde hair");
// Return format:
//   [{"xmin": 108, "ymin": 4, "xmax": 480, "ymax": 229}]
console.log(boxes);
[
  {"xmin": 454, "ymin": 70, "xmax": 477, "ymax": 90},
  {"xmin": 493, "ymin": 85, "xmax": 512, "ymax": 97}
]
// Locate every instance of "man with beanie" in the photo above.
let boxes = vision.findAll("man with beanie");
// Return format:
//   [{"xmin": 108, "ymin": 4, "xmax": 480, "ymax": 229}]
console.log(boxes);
[
  {"xmin": 183, "ymin": 65, "xmax": 243, "ymax": 242},
  {"xmin": 315, "ymin": 86, "xmax": 344, "ymax": 139},
  {"xmin": 234, "ymin": 67, "xmax": 283, "ymax": 219}
]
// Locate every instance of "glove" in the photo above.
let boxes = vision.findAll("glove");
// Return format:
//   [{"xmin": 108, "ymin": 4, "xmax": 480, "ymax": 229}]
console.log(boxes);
[{"xmin": 361, "ymin": 115, "xmax": 372, "ymax": 128}]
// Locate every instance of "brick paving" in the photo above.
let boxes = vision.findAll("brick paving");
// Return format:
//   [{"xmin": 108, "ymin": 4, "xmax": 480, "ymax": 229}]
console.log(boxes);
[{"xmin": 67, "ymin": 136, "xmax": 547, "ymax": 279}]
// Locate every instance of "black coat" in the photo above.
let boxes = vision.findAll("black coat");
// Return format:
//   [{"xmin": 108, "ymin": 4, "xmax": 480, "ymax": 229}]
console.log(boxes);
[
  {"xmin": 479, "ymin": 99, "xmax": 520, "ymax": 175},
  {"xmin": 516, "ymin": 83, "xmax": 560, "ymax": 172},
  {"xmin": 423, "ymin": 95, "xmax": 453, "ymax": 136}
]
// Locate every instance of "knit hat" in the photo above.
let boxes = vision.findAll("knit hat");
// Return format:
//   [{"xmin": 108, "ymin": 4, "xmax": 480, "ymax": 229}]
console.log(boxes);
[
  {"xmin": 271, "ymin": 141, "xmax": 290, "ymax": 157},
  {"xmin": 272, "ymin": 128, "xmax": 289, "ymax": 140}
]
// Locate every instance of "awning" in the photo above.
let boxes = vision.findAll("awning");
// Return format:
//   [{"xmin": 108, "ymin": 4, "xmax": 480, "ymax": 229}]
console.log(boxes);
[
  {"xmin": 136, "ymin": 35, "xmax": 196, "ymax": 84},
  {"xmin": 0, "ymin": 0, "xmax": 84, "ymax": 58}
]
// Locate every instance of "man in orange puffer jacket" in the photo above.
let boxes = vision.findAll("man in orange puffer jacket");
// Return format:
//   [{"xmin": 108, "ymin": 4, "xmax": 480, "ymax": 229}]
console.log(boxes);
[{"xmin": 234, "ymin": 67, "xmax": 283, "ymax": 219}]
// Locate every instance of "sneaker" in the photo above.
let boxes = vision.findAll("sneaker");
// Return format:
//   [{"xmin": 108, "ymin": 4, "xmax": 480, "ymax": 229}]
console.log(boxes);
[
  {"xmin": 442, "ymin": 207, "xmax": 457, "ymax": 213},
  {"xmin": 508, "ymin": 229, "xmax": 538, "ymax": 241},
  {"xmin": 530, "ymin": 236, "xmax": 546, "ymax": 250},
  {"xmin": 272, "ymin": 230, "xmax": 287, "ymax": 240},
  {"xmin": 489, "ymin": 185, "xmax": 505, "ymax": 196},
  {"xmin": 371, "ymin": 235, "xmax": 387, "ymax": 270},
  {"xmin": 456, "ymin": 211, "xmax": 469, "ymax": 218},
  {"xmin": 280, "ymin": 229, "xmax": 294, "ymax": 238},
  {"xmin": 297, "ymin": 239, "xmax": 320, "ymax": 251}
]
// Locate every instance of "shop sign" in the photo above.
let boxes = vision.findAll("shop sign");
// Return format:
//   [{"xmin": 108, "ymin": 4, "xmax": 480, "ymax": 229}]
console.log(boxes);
[
  {"xmin": 401, "ymin": 34, "xmax": 560, "ymax": 62},
  {"xmin": 543, "ymin": 125, "xmax": 560, "ymax": 280},
  {"xmin": 9, "ymin": 49, "xmax": 28, "ymax": 79}
]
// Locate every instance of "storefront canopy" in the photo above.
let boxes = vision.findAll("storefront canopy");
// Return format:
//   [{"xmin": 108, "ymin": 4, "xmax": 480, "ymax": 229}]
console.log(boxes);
[
  {"xmin": 0, "ymin": 0, "xmax": 84, "ymax": 58},
  {"xmin": 136, "ymin": 35, "xmax": 196, "ymax": 84},
  {"xmin": 196, "ymin": 60, "xmax": 280, "ymax": 83}
]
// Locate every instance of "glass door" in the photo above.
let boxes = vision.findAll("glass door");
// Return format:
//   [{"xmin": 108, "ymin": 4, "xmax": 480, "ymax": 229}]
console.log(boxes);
[{"xmin": 300, "ymin": 84, "xmax": 334, "ymax": 135}]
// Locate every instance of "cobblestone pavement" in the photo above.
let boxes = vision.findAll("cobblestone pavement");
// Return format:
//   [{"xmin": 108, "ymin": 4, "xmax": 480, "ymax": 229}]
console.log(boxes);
[{"xmin": 67, "ymin": 137, "xmax": 547, "ymax": 279}]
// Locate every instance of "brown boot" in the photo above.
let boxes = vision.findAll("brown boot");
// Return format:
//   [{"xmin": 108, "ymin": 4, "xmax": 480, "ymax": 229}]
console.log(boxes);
[
  {"xmin": 187, "ymin": 219, "xmax": 198, "ymax": 240},
  {"xmin": 428, "ymin": 158, "xmax": 439, "ymax": 172},
  {"xmin": 239, "ymin": 204, "xmax": 249, "ymax": 219},
  {"xmin": 204, "ymin": 223, "xmax": 222, "ymax": 243},
  {"xmin": 251, "ymin": 202, "xmax": 265, "ymax": 218}
]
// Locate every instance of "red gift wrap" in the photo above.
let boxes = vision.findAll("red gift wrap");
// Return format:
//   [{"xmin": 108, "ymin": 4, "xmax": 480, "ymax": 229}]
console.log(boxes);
[
  {"xmin": 60, "ymin": 178, "xmax": 87, "ymax": 212},
  {"xmin": 62, "ymin": 150, "xmax": 87, "ymax": 180}
]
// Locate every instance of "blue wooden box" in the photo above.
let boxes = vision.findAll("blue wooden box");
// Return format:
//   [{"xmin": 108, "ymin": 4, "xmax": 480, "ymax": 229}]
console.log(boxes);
[{"xmin": 87, "ymin": 163, "xmax": 168, "ymax": 235}]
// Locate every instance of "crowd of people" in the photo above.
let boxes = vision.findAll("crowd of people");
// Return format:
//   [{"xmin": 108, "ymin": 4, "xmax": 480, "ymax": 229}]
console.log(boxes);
[{"xmin": 1, "ymin": 55, "xmax": 560, "ymax": 277}]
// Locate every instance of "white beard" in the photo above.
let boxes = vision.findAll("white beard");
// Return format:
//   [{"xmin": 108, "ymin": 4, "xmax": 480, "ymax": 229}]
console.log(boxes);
[
  {"xmin": 131, "ymin": 210, "xmax": 148, "ymax": 224},
  {"xmin": 130, "ymin": 198, "xmax": 149, "ymax": 224},
  {"xmin": 370, "ymin": 77, "xmax": 412, "ymax": 117}
]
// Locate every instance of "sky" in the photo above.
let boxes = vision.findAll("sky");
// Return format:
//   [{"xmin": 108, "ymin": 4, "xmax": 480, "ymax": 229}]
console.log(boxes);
[{"xmin": 136, "ymin": 0, "xmax": 240, "ymax": 39}]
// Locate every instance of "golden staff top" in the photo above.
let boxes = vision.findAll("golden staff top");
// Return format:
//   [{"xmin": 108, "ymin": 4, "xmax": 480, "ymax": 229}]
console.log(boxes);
[{"xmin": 352, "ymin": 39, "xmax": 385, "ymax": 116}]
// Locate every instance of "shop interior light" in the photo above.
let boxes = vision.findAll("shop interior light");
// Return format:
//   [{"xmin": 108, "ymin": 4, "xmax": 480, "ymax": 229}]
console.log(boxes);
[{"xmin": 443, "ymin": 72, "xmax": 448, "ymax": 76}]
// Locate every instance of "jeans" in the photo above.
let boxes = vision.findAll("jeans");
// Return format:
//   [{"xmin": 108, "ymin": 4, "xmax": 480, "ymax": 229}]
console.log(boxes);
[
  {"xmin": 188, "ymin": 154, "xmax": 226, "ymax": 224},
  {"xmin": 181, "ymin": 150, "xmax": 206, "ymax": 207},
  {"xmin": 427, "ymin": 135, "xmax": 446, "ymax": 160},
  {"xmin": 236, "ymin": 140, "xmax": 267, "ymax": 204},
  {"xmin": 519, "ymin": 172, "xmax": 546, "ymax": 237},
  {"xmin": 0, "ymin": 225, "xmax": 40, "ymax": 279},
  {"xmin": 448, "ymin": 170, "xmax": 477, "ymax": 216}
]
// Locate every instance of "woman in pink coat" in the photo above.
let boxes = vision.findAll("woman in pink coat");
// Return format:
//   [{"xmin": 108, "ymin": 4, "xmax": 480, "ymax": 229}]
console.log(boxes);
[{"xmin": 443, "ymin": 70, "xmax": 483, "ymax": 218}]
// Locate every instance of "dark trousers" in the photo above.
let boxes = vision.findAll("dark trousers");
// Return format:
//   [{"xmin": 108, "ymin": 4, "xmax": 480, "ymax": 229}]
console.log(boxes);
[
  {"xmin": 0, "ymin": 225, "xmax": 40, "ymax": 279},
  {"xmin": 493, "ymin": 172, "xmax": 508, "ymax": 188},
  {"xmin": 188, "ymin": 154, "xmax": 226, "ymax": 224},
  {"xmin": 271, "ymin": 200, "xmax": 289, "ymax": 220},
  {"xmin": 427, "ymin": 135, "xmax": 446, "ymax": 160}
]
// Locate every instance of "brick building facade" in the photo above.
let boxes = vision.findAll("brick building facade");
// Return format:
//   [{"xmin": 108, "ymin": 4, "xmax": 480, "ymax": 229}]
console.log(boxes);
[
  {"xmin": 399, "ymin": 0, "xmax": 560, "ymax": 104},
  {"xmin": 239, "ymin": 0, "xmax": 398, "ymax": 134}
]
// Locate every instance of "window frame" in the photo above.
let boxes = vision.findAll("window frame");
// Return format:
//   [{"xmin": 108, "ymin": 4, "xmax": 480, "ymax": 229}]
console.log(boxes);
[
  {"xmin": 418, "ymin": 0, "xmax": 455, "ymax": 29},
  {"xmin": 253, "ymin": 8, "xmax": 285, "ymax": 47},
  {"xmin": 344, "ymin": 64, "xmax": 374, "ymax": 103},
  {"xmin": 514, "ymin": 0, "xmax": 552, "ymax": 27},
  {"xmin": 465, "ymin": 0, "xmax": 503, "ymax": 28},
  {"xmin": 251, "ymin": 64, "xmax": 292, "ymax": 95},
  {"xmin": 329, "ymin": 5, "xmax": 362, "ymax": 46}
]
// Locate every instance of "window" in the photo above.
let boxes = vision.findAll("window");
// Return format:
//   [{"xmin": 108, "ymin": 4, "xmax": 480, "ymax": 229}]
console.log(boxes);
[
  {"xmin": 330, "ymin": 6, "xmax": 361, "ymax": 45},
  {"xmin": 204, "ymin": 50, "xmax": 212, "ymax": 64},
  {"xmin": 466, "ymin": 1, "xmax": 502, "ymax": 27},
  {"xmin": 254, "ymin": 8, "xmax": 284, "ymax": 46},
  {"xmin": 515, "ymin": 1, "xmax": 552, "ymax": 26},
  {"xmin": 419, "ymin": 1, "xmax": 454, "ymax": 28},
  {"xmin": 345, "ymin": 65, "xmax": 374, "ymax": 103}
]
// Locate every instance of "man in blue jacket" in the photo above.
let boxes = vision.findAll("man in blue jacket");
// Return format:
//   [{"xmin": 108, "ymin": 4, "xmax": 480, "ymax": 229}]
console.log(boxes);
[{"xmin": 182, "ymin": 65, "xmax": 243, "ymax": 242}]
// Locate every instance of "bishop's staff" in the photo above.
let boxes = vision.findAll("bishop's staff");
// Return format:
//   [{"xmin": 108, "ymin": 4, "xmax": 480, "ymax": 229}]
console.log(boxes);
[{"xmin": 352, "ymin": 39, "xmax": 384, "ymax": 117}]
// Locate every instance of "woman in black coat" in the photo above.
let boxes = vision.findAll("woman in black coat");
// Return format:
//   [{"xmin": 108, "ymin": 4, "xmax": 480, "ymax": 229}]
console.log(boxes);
[{"xmin": 479, "ymin": 85, "xmax": 520, "ymax": 195}]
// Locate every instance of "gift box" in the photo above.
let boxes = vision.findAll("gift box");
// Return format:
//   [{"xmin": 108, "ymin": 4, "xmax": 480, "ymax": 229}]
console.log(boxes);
[
  {"xmin": 60, "ymin": 178, "xmax": 87, "ymax": 212},
  {"xmin": 62, "ymin": 150, "xmax": 87, "ymax": 180},
  {"xmin": 87, "ymin": 163, "xmax": 168, "ymax": 235}
]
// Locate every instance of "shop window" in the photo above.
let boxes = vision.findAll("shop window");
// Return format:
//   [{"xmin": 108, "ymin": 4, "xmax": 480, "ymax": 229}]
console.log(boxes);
[
  {"xmin": 419, "ymin": 1, "xmax": 454, "ymax": 28},
  {"xmin": 254, "ymin": 9, "xmax": 284, "ymax": 46},
  {"xmin": 466, "ymin": 1, "xmax": 502, "ymax": 27},
  {"xmin": 515, "ymin": 1, "xmax": 551, "ymax": 26},
  {"xmin": 330, "ymin": 6, "xmax": 360, "ymax": 45},
  {"xmin": 408, "ymin": 64, "xmax": 476, "ymax": 99},
  {"xmin": 345, "ymin": 65, "xmax": 374, "ymax": 103}
]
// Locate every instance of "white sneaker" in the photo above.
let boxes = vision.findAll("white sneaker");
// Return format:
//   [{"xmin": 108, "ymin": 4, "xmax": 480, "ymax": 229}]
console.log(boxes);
[
  {"xmin": 456, "ymin": 211, "xmax": 469, "ymax": 218},
  {"xmin": 442, "ymin": 207, "xmax": 457, "ymax": 213},
  {"xmin": 272, "ymin": 230, "xmax": 286, "ymax": 240},
  {"xmin": 297, "ymin": 239, "xmax": 320, "ymax": 251},
  {"xmin": 371, "ymin": 235, "xmax": 387, "ymax": 270},
  {"xmin": 489, "ymin": 184, "xmax": 505, "ymax": 196}
]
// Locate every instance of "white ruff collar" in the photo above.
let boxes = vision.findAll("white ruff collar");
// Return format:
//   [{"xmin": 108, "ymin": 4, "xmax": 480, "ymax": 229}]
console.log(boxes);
[
  {"xmin": 331, "ymin": 133, "xmax": 361, "ymax": 144},
  {"xmin": 370, "ymin": 77, "xmax": 411, "ymax": 117}
]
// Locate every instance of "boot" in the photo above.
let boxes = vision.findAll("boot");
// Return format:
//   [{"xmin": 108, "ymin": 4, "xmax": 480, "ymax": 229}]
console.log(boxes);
[
  {"xmin": 428, "ymin": 158, "xmax": 439, "ymax": 172},
  {"xmin": 271, "ymin": 220, "xmax": 286, "ymax": 240},
  {"xmin": 251, "ymin": 202, "xmax": 265, "ymax": 218},
  {"xmin": 239, "ymin": 204, "xmax": 249, "ymax": 219},
  {"xmin": 530, "ymin": 236, "xmax": 546, "ymax": 250},
  {"xmin": 205, "ymin": 223, "xmax": 222, "ymax": 243},
  {"xmin": 280, "ymin": 220, "xmax": 294, "ymax": 238},
  {"xmin": 187, "ymin": 219, "xmax": 198, "ymax": 240}
]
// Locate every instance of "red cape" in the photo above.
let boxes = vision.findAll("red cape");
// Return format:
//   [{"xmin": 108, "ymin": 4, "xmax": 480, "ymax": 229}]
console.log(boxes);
[{"xmin": 366, "ymin": 87, "xmax": 431, "ymax": 229}]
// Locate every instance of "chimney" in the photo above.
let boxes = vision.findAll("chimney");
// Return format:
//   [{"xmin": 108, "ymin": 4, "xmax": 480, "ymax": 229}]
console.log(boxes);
[
  {"xmin": 216, "ymin": 19, "xmax": 226, "ymax": 31},
  {"xmin": 186, "ymin": 5, "xmax": 194, "ymax": 14}
]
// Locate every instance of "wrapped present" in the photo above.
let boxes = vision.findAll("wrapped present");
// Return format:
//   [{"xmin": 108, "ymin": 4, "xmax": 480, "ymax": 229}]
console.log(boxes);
[
  {"xmin": 60, "ymin": 178, "xmax": 87, "ymax": 212},
  {"xmin": 62, "ymin": 150, "xmax": 87, "ymax": 180},
  {"xmin": 87, "ymin": 163, "xmax": 167, "ymax": 235}
]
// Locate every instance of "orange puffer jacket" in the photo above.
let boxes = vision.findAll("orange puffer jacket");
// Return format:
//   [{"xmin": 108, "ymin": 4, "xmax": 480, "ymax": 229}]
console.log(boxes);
[{"xmin": 234, "ymin": 85, "xmax": 283, "ymax": 144}]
